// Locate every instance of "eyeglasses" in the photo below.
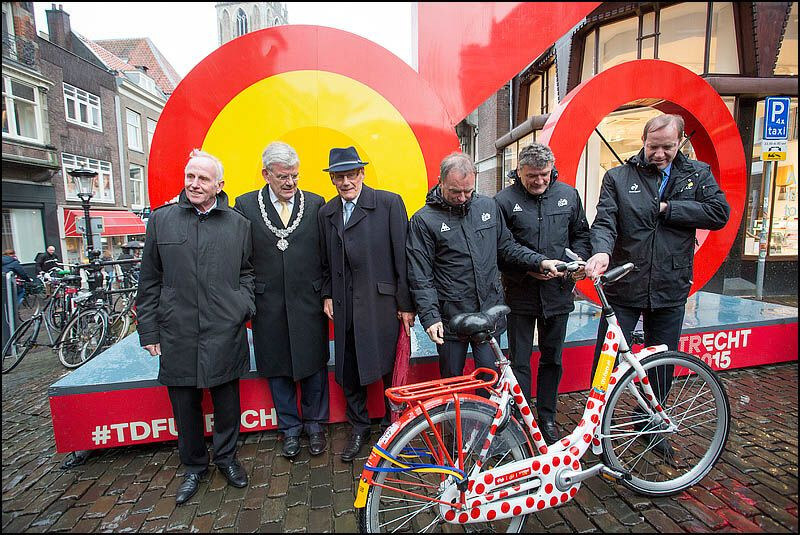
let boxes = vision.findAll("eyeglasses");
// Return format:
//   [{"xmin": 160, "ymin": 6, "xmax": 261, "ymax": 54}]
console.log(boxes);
[
  {"xmin": 331, "ymin": 171, "xmax": 362, "ymax": 182},
  {"xmin": 268, "ymin": 171, "xmax": 300, "ymax": 183}
]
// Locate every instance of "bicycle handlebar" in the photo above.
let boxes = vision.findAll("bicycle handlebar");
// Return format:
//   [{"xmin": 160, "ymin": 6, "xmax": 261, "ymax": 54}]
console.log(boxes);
[{"xmin": 599, "ymin": 262, "xmax": 635, "ymax": 284}]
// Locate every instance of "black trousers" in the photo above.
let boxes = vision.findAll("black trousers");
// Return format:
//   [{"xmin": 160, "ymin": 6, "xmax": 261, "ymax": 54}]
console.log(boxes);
[
  {"xmin": 591, "ymin": 303, "xmax": 685, "ymax": 404},
  {"xmin": 437, "ymin": 338, "xmax": 498, "ymax": 398},
  {"xmin": 507, "ymin": 312, "xmax": 569, "ymax": 420},
  {"xmin": 268, "ymin": 368, "xmax": 329, "ymax": 438},
  {"xmin": 167, "ymin": 379, "xmax": 241, "ymax": 475},
  {"xmin": 342, "ymin": 326, "xmax": 393, "ymax": 435}
]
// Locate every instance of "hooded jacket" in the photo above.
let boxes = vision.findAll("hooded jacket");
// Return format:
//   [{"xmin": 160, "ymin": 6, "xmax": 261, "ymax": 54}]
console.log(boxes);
[
  {"xmin": 591, "ymin": 149, "xmax": 730, "ymax": 308},
  {"xmin": 407, "ymin": 185, "xmax": 546, "ymax": 339},
  {"xmin": 495, "ymin": 171, "xmax": 591, "ymax": 317}
]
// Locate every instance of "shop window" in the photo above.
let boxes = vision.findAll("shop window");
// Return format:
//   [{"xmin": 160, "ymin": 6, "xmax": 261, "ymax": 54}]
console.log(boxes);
[
  {"xmin": 658, "ymin": 3, "xmax": 707, "ymax": 74},
  {"xmin": 598, "ymin": 17, "xmax": 638, "ymax": 72},
  {"xmin": 2, "ymin": 208, "xmax": 46, "ymax": 264},
  {"xmin": 63, "ymin": 82, "xmax": 102, "ymax": 131},
  {"xmin": 708, "ymin": 2, "xmax": 739, "ymax": 74},
  {"xmin": 2, "ymin": 75, "xmax": 43, "ymax": 142},
  {"xmin": 62, "ymin": 153, "xmax": 115, "ymax": 204},
  {"xmin": 775, "ymin": 3, "xmax": 798, "ymax": 76},
  {"xmin": 744, "ymin": 98, "xmax": 798, "ymax": 258}
]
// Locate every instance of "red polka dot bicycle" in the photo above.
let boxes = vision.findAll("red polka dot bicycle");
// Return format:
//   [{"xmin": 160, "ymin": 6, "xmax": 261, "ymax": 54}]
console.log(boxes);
[{"xmin": 355, "ymin": 262, "xmax": 730, "ymax": 532}]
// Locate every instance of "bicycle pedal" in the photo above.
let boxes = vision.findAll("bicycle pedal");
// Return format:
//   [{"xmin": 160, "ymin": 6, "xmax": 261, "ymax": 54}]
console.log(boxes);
[{"xmin": 599, "ymin": 466, "xmax": 631, "ymax": 482}]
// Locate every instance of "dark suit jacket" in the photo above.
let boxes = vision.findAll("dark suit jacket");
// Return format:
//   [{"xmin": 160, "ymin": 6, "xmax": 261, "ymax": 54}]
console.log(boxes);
[
  {"xmin": 234, "ymin": 188, "xmax": 328, "ymax": 381},
  {"xmin": 318, "ymin": 185, "xmax": 413, "ymax": 386}
]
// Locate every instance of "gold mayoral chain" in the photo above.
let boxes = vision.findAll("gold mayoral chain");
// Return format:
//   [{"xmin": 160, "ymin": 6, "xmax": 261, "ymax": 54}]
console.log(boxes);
[{"xmin": 257, "ymin": 187, "xmax": 305, "ymax": 251}]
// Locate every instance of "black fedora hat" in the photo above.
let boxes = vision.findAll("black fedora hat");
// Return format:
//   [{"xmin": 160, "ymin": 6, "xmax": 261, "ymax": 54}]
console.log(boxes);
[{"xmin": 323, "ymin": 146, "xmax": 369, "ymax": 173}]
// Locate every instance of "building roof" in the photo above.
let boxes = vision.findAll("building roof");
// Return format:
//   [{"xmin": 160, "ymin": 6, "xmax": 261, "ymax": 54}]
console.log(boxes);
[
  {"xmin": 77, "ymin": 34, "xmax": 139, "ymax": 73},
  {"xmin": 94, "ymin": 38, "xmax": 182, "ymax": 95}
]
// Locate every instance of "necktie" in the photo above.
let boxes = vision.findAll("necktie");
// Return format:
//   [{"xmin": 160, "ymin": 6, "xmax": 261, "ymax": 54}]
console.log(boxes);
[
  {"xmin": 279, "ymin": 201, "xmax": 291, "ymax": 226},
  {"xmin": 344, "ymin": 201, "xmax": 354, "ymax": 225},
  {"xmin": 658, "ymin": 170, "xmax": 669, "ymax": 200}
]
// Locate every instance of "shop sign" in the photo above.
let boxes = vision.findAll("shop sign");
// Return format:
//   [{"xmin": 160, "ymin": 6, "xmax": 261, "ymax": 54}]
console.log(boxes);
[{"xmin": 762, "ymin": 139, "xmax": 787, "ymax": 161}]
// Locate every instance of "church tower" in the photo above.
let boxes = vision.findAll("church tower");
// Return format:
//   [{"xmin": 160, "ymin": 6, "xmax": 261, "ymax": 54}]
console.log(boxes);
[{"xmin": 215, "ymin": 3, "xmax": 288, "ymax": 46}]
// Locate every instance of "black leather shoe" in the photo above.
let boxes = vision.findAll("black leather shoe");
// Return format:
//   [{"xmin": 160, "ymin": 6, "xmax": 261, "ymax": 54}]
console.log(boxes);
[
  {"xmin": 341, "ymin": 431, "xmax": 371, "ymax": 462},
  {"xmin": 282, "ymin": 435, "xmax": 301, "ymax": 458},
  {"xmin": 175, "ymin": 470, "xmax": 206, "ymax": 505},
  {"xmin": 540, "ymin": 417, "xmax": 559, "ymax": 446},
  {"xmin": 218, "ymin": 460, "xmax": 248, "ymax": 488},
  {"xmin": 309, "ymin": 432, "xmax": 327, "ymax": 456},
  {"xmin": 632, "ymin": 416, "xmax": 679, "ymax": 465}
]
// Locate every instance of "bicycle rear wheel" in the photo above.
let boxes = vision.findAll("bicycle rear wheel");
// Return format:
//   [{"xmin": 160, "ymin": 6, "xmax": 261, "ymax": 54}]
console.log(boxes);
[
  {"xmin": 360, "ymin": 399, "xmax": 532, "ymax": 533},
  {"xmin": 2, "ymin": 318, "xmax": 40, "ymax": 373},
  {"xmin": 58, "ymin": 309, "xmax": 108, "ymax": 368},
  {"xmin": 600, "ymin": 351, "xmax": 730, "ymax": 496}
]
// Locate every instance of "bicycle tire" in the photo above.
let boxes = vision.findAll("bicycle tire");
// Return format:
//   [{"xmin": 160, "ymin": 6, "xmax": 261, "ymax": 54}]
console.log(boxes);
[
  {"xmin": 600, "ymin": 351, "xmax": 730, "ymax": 496},
  {"xmin": 106, "ymin": 308, "xmax": 133, "ymax": 345},
  {"xmin": 2, "ymin": 318, "xmax": 41, "ymax": 373},
  {"xmin": 360, "ymin": 399, "xmax": 532, "ymax": 533},
  {"xmin": 58, "ymin": 309, "xmax": 109, "ymax": 369}
]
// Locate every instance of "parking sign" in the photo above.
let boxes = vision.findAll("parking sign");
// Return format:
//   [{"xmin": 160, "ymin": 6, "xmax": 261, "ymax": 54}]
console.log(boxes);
[{"xmin": 763, "ymin": 96, "xmax": 790, "ymax": 140}]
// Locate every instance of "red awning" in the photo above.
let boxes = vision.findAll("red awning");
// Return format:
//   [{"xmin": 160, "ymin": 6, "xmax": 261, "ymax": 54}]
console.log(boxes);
[{"xmin": 63, "ymin": 209, "xmax": 146, "ymax": 238}]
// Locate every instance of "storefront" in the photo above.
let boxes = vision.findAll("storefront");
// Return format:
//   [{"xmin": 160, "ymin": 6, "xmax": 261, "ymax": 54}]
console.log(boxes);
[
  {"xmin": 61, "ymin": 208, "xmax": 146, "ymax": 264},
  {"xmin": 497, "ymin": 1, "xmax": 798, "ymax": 297}
]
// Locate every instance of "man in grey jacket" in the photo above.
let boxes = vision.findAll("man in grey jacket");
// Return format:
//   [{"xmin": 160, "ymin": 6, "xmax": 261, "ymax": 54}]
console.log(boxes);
[
  {"xmin": 137, "ymin": 149, "xmax": 255, "ymax": 504},
  {"xmin": 407, "ymin": 152, "xmax": 561, "ymax": 383}
]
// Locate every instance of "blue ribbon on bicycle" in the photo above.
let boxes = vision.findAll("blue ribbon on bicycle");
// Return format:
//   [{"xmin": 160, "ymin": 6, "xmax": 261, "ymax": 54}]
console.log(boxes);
[{"xmin": 364, "ymin": 445, "xmax": 467, "ymax": 482}]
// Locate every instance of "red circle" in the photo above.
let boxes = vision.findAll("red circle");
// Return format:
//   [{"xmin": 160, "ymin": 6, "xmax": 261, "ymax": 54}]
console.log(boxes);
[
  {"xmin": 642, "ymin": 376, "xmax": 650, "ymax": 385},
  {"xmin": 570, "ymin": 487, "xmax": 578, "ymax": 497},
  {"xmin": 542, "ymin": 464, "xmax": 551, "ymax": 475},
  {"xmin": 521, "ymin": 406, "xmax": 531, "ymax": 416},
  {"xmin": 533, "ymin": 432, "xmax": 542, "ymax": 442},
  {"xmin": 587, "ymin": 401, "xmax": 594, "ymax": 410},
  {"xmin": 550, "ymin": 496, "xmax": 559, "ymax": 507},
  {"xmin": 513, "ymin": 385, "xmax": 521, "ymax": 394},
  {"xmin": 514, "ymin": 505, "xmax": 522, "ymax": 516},
  {"xmin": 458, "ymin": 512, "xmax": 469, "ymax": 524},
  {"xmin": 539, "ymin": 446, "xmax": 548, "ymax": 454},
  {"xmin": 573, "ymin": 461, "xmax": 580, "ymax": 469},
  {"xmin": 564, "ymin": 455, "xmax": 572, "ymax": 465},
  {"xmin": 149, "ymin": 25, "xmax": 459, "ymax": 206},
  {"xmin": 591, "ymin": 414, "xmax": 599, "ymax": 424},
  {"xmin": 561, "ymin": 493, "xmax": 569, "ymax": 503},
  {"xmin": 540, "ymin": 59, "xmax": 746, "ymax": 303},
  {"xmin": 526, "ymin": 497, "xmax": 535, "ymax": 508},
  {"xmin": 583, "ymin": 434, "xmax": 592, "ymax": 443},
  {"xmin": 501, "ymin": 502, "xmax": 510, "ymax": 514},
  {"xmin": 471, "ymin": 508, "xmax": 481, "ymax": 519},
  {"xmin": 532, "ymin": 460, "xmax": 541, "ymax": 471},
  {"xmin": 475, "ymin": 483, "xmax": 485, "ymax": 494},
  {"xmin": 553, "ymin": 457, "xmax": 560, "ymax": 467},
  {"xmin": 545, "ymin": 483, "xmax": 554, "ymax": 493},
  {"xmin": 484, "ymin": 473, "xmax": 494, "ymax": 484},
  {"xmin": 487, "ymin": 510, "xmax": 497, "ymax": 521},
  {"xmin": 445, "ymin": 510, "xmax": 456, "ymax": 522}
]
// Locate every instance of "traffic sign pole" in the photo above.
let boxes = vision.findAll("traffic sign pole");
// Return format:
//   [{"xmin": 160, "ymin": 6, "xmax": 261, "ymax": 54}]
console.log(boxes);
[{"xmin": 755, "ymin": 161, "xmax": 775, "ymax": 300}]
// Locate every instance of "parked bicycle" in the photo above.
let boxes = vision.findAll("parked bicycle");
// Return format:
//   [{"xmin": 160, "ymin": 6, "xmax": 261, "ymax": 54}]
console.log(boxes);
[{"xmin": 356, "ymin": 261, "xmax": 730, "ymax": 532}]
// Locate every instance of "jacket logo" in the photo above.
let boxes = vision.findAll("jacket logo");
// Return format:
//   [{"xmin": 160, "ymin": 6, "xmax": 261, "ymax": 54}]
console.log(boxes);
[
  {"xmin": 558, "ymin": 198, "xmax": 568, "ymax": 207},
  {"xmin": 629, "ymin": 183, "xmax": 641, "ymax": 193},
  {"xmin": 440, "ymin": 222, "xmax": 450, "ymax": 232},
  {"xmin": 513, "ymin": 203, "xmax": 523, "ymax": 212},
  {"xmin": 481, "ymin": 213, "xmax": 491, "ymax": 222},
  {"xmin": 686, "ymin": 181, "xmax": 694, "ymax": 190}
]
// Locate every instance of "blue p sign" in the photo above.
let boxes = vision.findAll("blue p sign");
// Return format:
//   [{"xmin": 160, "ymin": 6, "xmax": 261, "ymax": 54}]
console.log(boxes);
[{"xmin": 764, "ymin": 97, "xmax": 790, "ymax": 140}]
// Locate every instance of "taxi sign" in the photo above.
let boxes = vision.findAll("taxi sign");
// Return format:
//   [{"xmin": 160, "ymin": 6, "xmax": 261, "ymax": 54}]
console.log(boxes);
[
  {"xmin": 763, "ymin": 96, "xmax": 790, "ymax": 140},
  {"xmin": 762, "ymin": 139, "xmax": 787, "ymax": 161}
]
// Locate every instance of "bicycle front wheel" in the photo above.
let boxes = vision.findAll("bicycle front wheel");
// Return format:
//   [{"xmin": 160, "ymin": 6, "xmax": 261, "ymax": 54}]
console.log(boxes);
[
  {"xmin": 2, "ymin": 318, "xmax": 40, "ymax": 373},
  {"xmin": 58, "ymin": 309, "xmax": 108, "ymax": 368},
  {"xmin": 600, "ymin": 351, "xmax": 730, "ymax": 496},
  {"xmin": 360, "ymin": 399, "xmax": 532, "ymax": 533}
]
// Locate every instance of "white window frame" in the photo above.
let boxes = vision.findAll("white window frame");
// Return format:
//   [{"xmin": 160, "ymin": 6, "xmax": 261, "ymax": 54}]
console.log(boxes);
[
  {"xmin": 146, "ymin": 117, "xmax": 157, "ymax": 149},
  {"xmin": 129, "ymin": 163, "xmax": 145, "ymax": 210},
  {"xmin": 2, "ymin": 75, "xmax": 44, "ymax": 143},
  {"xmin": 63, "ymin": 82, "xmax": 102, "ymax": 131},
  {"xmin": 62, "ymin": 153, "xmax": 115, "ymax": 204},
  {"xmin": 126, "ymin": 108, "xmax": 143, "ymax": 152}
]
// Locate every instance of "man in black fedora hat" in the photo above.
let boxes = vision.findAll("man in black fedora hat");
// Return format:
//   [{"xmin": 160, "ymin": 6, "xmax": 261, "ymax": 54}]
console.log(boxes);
[{"xmin": 317, "ymin": 146, "xmax": 415, "ymax": 462}]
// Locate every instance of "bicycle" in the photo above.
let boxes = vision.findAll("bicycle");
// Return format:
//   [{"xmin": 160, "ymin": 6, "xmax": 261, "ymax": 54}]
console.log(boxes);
[{"xmin": 356, "ymin": 262, "xmax": 730, "ymax": 532}]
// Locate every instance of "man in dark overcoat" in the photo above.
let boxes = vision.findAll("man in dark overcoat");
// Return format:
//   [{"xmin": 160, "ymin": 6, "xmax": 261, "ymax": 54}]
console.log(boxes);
[
  {"xmin": 137, "ymin": 149, "xmax": 255, "ymax": 505},
  {"xmin": 234, "ymin": 141, "xmax": 329, "ymax": 458},
  {"xmin": 317, "ymin": 146, "xmax": 415, "ymax": 462}
]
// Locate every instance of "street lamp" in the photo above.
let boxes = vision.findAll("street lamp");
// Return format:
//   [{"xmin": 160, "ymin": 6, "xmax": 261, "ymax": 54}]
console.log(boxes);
[{"xmin": 68, "ymin": 167, "xmax": 99, "ymax": 261}]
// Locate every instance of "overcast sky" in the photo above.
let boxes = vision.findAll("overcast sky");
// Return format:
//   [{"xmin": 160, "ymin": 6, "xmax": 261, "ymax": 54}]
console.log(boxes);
[{"xmin": 34, "ymin": 2, "xmax": 415, "ymax": 77}]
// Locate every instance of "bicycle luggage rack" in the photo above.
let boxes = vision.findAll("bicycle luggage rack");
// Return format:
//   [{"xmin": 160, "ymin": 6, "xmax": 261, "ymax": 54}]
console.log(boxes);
[{"xmin": 386, "ymin": 367, "xmax": 499, "ymax": 404}]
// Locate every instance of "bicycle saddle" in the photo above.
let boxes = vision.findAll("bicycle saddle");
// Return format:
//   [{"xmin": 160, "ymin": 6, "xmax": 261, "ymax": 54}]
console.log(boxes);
[{"xmin": 449, "ymin": 305, "xmax": 510, "ymax": 343}]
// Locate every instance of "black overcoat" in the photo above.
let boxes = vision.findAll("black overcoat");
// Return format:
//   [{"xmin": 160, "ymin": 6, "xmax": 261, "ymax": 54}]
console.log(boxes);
[
  {"xmin": 318, "ymin": 185, "xmax": 413, "ymax": 386},
  {"xmin": 136, "ymin": 190, "xmax": 255, "ymax": 388},
  {"xmin": 234, "ymin": 187, "xmax": 328, "ymax": 381}
]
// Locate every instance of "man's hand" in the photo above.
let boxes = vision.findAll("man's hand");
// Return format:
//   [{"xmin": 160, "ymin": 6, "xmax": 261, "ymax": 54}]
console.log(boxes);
[
  {"xmin": 426, "ymin": 322, "xmax": 445, "ymax": 345},
  {"xmin": 397, "ymin": 311, "xmax": 416, "ymax": 336},
  {"xmin": 527, "ymin": 272, "xmax": 551, "ymax": 281},
  {"xmin": 144, "ymin": 343, "xmax": 161, "ymax": 357},
  {"xmin": 585, "ymin": 253, "xmax": 610, "ymax": 279},
  {"xmin": 659, "ymin": 201, "xmax": 668, "ymax": 213},
  {"xmin": 571, "ymin": 265, "xmax": 587, "ymax": 281},
  {"xmin": 323, "ymin": 298, "xmax": 334, "ymax": 320},
  {"xmin": 539, "ymin": 259, "xmax": 565, "ymax": 278}
]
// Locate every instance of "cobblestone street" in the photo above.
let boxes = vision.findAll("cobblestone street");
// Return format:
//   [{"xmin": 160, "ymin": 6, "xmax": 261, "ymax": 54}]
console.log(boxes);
[{"xmin": 2, "ymin": 345, "xmax": 798, "ymax": 533}]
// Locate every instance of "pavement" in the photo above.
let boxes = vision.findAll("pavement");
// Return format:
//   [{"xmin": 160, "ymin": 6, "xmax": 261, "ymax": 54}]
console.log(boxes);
[{"xmin": 2, "ymin": 343, "xmax": 798, "ymax": 533}]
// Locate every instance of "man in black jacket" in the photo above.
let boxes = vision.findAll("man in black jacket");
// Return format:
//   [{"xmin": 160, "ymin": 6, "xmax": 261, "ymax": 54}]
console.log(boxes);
[
  {"xmin": 407, "ymin": 152, "xmax": 561, "ymax": 385},
  {"xmin": 137, "ymin": 149, "xmax": 255, "ymax": 504},
  {"xmin": 35, "ymin": 246, "xmax": 60, "ymax": 274},
  {"xmin": 495, "ymin": 143, "xmax": 591, "ymax": 444},
  {"xmin": 234, "ymin": 141, "xmax": 329, "ymax": 459},
  {"xmin": 585, "ymin": 114, "xmax": 730, "ymax": 457}
]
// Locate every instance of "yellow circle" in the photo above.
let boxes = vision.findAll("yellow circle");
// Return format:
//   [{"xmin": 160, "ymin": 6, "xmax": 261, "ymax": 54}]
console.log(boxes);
[{"xmin": 202, "ymin": 70, "xmax": 428, "ymax": 213}]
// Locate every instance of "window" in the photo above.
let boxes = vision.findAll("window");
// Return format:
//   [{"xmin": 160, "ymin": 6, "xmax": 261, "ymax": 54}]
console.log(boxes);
[
  {"xmin": 744, "ymin": 98, "xmax": 798, "ymax": 258},
  {"xmin": 775, "ymin": 2, "xmax": 798, "ymax": 76},
  {"xmin": 524, "ymin": 64, "xmax": 557, "ymax": 118},
  {"xmin": 129, "ymin": 164, "xmax": 145, "ymax": 209},
  {"xmin": 147, "ymin": 118, "xmax": 157, "ymax": 149},
  {"xmin": 581, "ymin": 3, "xmax": 740, "ymax": 81},
  {"xmin": 62, "ymin": 153, "xmax": 115, "ymax": 204},
  {"xmin": 236, "ymin": 8, "xmax": 248, "ymax": 37},
  {"xmin": 126, "ymin": 108, "xmax": 142, "ymax": 151},
  {"xmin": 1, "ymin": 208, "xmax": 46, "ymax": 264},
  {"xmin": 2, "ymin": 75, "xmax": 43, "ymax": 142},
  {"xmin": 63, "ymin": 82, "xmax": 102, "ymax": 130}
]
